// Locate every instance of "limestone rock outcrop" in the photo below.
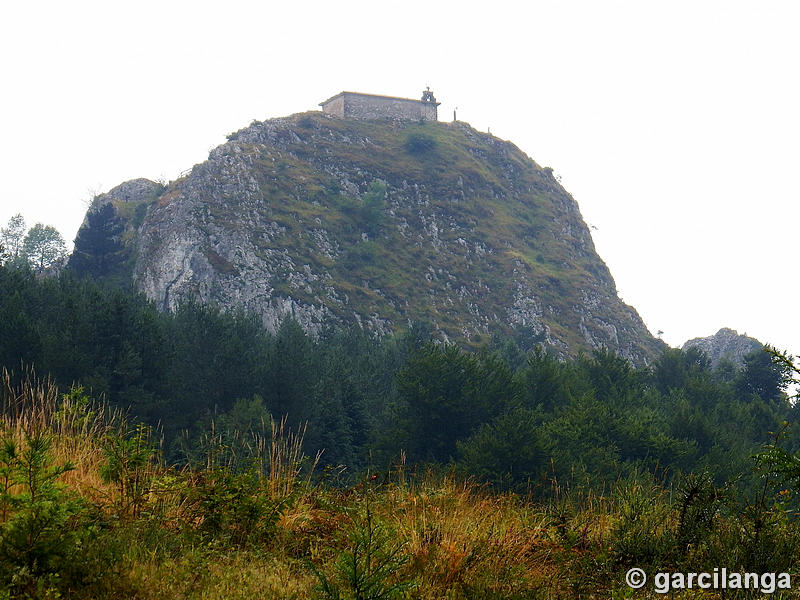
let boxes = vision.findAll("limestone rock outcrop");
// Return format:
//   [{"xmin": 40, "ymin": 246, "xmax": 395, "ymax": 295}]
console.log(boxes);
[
  {"xmin": 71, "ymin": 111, "xmax": 665, "ymax": 363},
  {"xmin": 682, "ymin": 328, "xmax": 763, "ymax": 368}
]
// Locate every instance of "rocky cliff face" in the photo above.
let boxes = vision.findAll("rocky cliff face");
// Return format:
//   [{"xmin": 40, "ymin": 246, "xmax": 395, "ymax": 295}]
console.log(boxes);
[
  {"xmin": 682, "ymin": 328, "xmax": 763, "ymax": 369},
  {"xmin": 71, "ymin": 111, "xmax": 664, "ymax": 363}
]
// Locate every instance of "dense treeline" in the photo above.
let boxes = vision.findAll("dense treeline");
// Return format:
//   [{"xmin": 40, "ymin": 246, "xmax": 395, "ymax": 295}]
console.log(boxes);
[{"xmin": 0, "ymin": 262, "xmax": 795, "ymax": 493}]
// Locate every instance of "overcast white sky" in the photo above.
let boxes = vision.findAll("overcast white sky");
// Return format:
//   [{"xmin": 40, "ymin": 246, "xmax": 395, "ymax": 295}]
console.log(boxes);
[{"xmin": 2, "ymin": 1, "xmax": 799, "ymax": 354}]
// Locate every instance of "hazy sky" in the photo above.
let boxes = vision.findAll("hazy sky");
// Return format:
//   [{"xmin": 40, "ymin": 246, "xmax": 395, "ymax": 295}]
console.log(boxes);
[{"xmin": 2, "ymin": 1, "xmax": 799, "ymax": 354}]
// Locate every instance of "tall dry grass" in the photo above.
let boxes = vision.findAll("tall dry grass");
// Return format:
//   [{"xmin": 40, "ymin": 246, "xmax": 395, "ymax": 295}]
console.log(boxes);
[
  {"xmin": 194, "ymin": 414, "xmax": 321, "ymax": 501},
  {"xmin": 380, "ymin": 473, "xmax": 555, "ymax": 597},
  {"xmin": 0, "ymin": 366, "xmax": 122, "ymax": 499}
]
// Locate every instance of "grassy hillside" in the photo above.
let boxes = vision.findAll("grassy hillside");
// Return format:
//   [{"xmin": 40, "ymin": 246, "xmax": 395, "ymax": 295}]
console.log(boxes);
[{"xmin": 1, "ymin": 369, "xmax": 798, "ymax": 599}]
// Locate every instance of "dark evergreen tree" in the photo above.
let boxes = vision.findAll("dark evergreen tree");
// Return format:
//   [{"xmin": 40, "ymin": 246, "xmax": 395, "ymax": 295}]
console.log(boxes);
[
  {"xmin": 581, "ymin": 348, "xmax": 644, "ymax": 405},
  {"xmin": 518, "ymin": 347, "xmax": 583, "ymax": 412},
  {"xmin": 652, "ymin": 347, "xmax": 711, "ymax": 395},
  {"xmin": 262, "ymin": 318, "xmax": 315, "ymax": 423},
  {"xmin": 394, "ymin": 343, "xmax": 516, "ymax": 464},
  {"xmin": 736, "ymin": 348, "xmax": 787, "ymax": 404},
  {"xmin": 69, "ymin": 203, "xmax": 128, "ymax": 282},
  {"xmin": 457, "ymin": 407, "xmax": 548, "ymax": 492}
]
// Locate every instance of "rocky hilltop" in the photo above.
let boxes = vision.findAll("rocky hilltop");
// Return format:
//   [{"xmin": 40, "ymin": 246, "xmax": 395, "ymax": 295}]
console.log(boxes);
[
  {"xmin": 70, "ymin": 111, "xmax": 664, "ymax": 363},
  {"xmin": 682, "ymin": 328, "xmax": 763, "ymax": 369}
]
